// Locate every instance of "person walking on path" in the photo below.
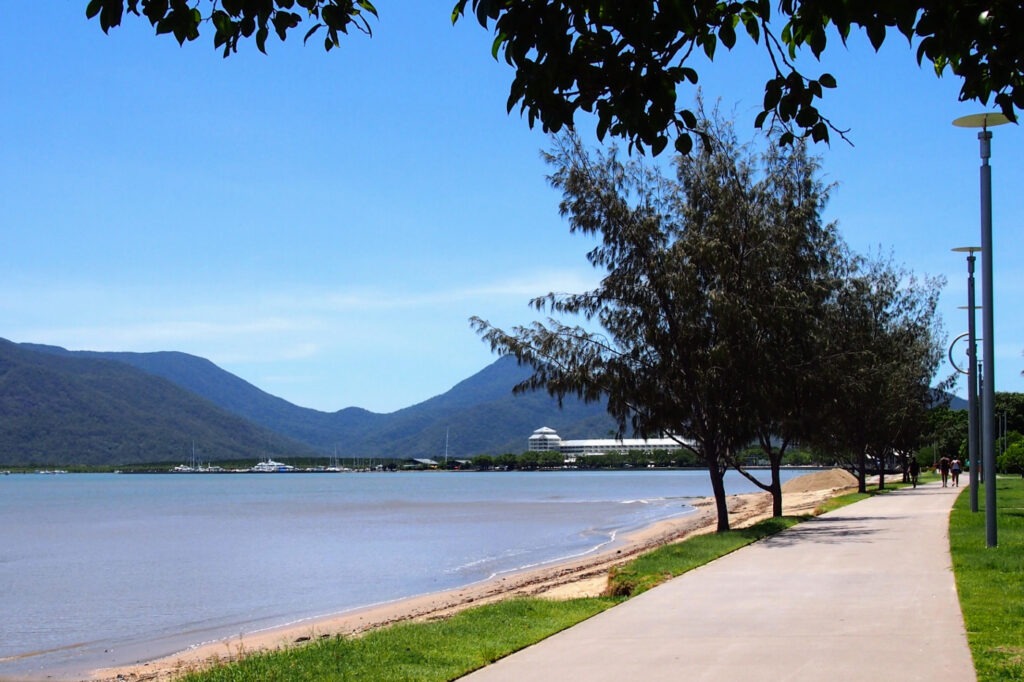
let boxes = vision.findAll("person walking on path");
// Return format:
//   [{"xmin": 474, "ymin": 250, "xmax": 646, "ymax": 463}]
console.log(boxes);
[
  {"xmin": 951, "ymin": 458, "xmax": 962, "ymax": 487},
  {"xmin": 939, "ymin": 456, "xmax": 951, "ymax": 487},
  {"xmin": 910, "ymin": 458, "xmax": 921, "ymax": 487},
  {"xmin": 462, "ymin": 482, "xmax": 974, "ymax": 682}
]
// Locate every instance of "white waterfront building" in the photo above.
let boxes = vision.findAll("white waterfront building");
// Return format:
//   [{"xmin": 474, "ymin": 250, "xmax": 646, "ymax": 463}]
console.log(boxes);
[{"xmin": 528, "ymin": 426, "xmax": 690, "ymax": 459}]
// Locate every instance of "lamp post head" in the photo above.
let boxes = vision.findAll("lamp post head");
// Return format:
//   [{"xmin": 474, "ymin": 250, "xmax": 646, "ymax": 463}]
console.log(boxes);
[
  {"xmin": 954, "ymin": 113, "xmax": 1009, "ymax": 160},
  {"xmin": 953, "ymin": 113, "xmax": 1011, "ymax": 129}
]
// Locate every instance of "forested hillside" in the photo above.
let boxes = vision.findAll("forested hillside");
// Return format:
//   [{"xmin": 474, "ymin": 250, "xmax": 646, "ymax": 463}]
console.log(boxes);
[
  {"xmin": 6, "ymin": 341, "xmax": 618, "ymax": 464},
  {"xmin": 0, "ymin": 340, "xmax": 316, "ymax": 466}
]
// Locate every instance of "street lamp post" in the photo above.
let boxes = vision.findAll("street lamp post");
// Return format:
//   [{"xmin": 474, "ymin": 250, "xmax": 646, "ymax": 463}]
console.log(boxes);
[
  {"xmin": 952, "ymin": 246, "xmax": 981, "ymax": 513},
  {"xmin": 954, "ymin": 112, "xmax": 1010, "ymax": 547}
]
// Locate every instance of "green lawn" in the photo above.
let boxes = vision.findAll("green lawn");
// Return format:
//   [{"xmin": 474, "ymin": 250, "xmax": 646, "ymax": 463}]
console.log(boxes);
[
  {"xmin": 178, "ymin": 598, "xmax": 618, "ymax": 682},
  {"xmin": 950, "ymin": 476, "xmax": 1024, "ymax": 681}
]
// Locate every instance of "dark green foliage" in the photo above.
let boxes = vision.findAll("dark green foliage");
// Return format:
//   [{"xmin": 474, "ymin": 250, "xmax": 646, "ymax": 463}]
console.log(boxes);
[
  {"xmin": 919, "ymin": 394, "xmax": 1024, "ymax": 470},
  {"xmin": 997, "ymin": 432, "xmax": 1024, "ymax": 475},
  {"xmin": 808, "ymin": 254, "xmax": 948, "ymax": 492},
  {"xmin": 473, "ymin": 114, "xmax": 902, "ymax": 531},
  {"xmin": 780, "ymin": 448, "xmax": 818, "ymax": 466},
  {"xmin": 476, "ymin": 124, "xmax": 786, "ymax": 531},
  {"xmin": 995, "ymin": 393, "xmax": 1024, "ymax": 436},
  {"xmin": 924, "ymin": 405, "xmax": 970, "ymax": 460},
  {"xmin": 454, "ymin": 0, "xmax": 1023, "ymax": 154},
  {"xmin": 86, "ymin": 2, "xmax": 1022, "ymax": 155},
  {"xmin": 86, "ymin": 0, "xmax": 377, "ymax": 55}
]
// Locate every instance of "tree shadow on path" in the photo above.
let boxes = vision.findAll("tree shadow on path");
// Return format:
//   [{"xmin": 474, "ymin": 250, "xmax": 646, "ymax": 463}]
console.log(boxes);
[{"xmin": 761, "ymin": 515, "xmax": 899, "ymax": 547}]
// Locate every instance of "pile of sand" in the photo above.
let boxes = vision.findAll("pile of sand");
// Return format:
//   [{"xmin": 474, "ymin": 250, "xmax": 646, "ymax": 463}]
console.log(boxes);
[{"xmin": 781, "ymin": 467, "xmax": 857, "ymax": 493}]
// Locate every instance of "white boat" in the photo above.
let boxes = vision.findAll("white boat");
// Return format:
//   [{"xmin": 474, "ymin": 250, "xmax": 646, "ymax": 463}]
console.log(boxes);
[
  {"xmin": 174, "ymin": 442, "xmax": 201, "ymax": 473},
  {"xmin": 250, "ymin": 458, "xmax": 295, "ymax": 473},
  {"xmin": 325, "ymin": 449, "xmax": 350, "ymax": 472}
]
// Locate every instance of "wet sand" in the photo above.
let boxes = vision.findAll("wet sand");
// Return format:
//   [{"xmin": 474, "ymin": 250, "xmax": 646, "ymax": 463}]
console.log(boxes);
[{"xmin": 87, "ymin": 469, "xmax": 857, "ymax": 682}]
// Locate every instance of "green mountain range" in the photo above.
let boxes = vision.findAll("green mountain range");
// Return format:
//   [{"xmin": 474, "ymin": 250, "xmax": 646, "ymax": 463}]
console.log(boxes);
[
  {"xmin": 0, "ymin": 339, "xmax": 316, "ymax": 466},
  {"xmin": 1, "ymin": 339, "xmax": 615, "ymax": 466}
]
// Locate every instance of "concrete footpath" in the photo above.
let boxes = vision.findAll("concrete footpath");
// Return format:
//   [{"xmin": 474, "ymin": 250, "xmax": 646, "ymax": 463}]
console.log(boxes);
[{"xmin": 462, "ymin": 482, "xmax": 975, "ymax": 681}]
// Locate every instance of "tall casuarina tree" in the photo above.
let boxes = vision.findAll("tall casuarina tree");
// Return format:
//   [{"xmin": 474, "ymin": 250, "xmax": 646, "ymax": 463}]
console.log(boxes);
[{"xmin": 474, "ymin": 112, "xmax": 846, "ymax": 531}]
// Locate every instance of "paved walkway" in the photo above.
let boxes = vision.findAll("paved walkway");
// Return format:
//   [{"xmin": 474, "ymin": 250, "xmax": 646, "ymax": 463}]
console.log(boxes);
[{"xmin": 462, "ymin": 482, "xmax": 975, "ymax": 681}]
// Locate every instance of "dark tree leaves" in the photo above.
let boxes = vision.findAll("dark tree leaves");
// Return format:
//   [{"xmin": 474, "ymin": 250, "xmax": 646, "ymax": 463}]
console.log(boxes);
[
  {"xmin": 86, "ymin": 1, "xmax": 1022, "ymax": 154},
  {"xmin": 448, "ymin": 0, "xmax": 1023, "ymax": 154},
  {"xmin": 87, "ymin": 0, "xmax": 377, "ymax": 56}
]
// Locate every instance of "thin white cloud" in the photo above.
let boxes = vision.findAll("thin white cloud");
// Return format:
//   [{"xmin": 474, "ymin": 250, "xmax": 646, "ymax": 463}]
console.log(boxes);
[
  {"xmin": 250, "ymin": 269, "xmax": 601, "ymax": 313},
  {"xmin": 3, "ymin": 270, "xmax": 597, "ymax": 367}
]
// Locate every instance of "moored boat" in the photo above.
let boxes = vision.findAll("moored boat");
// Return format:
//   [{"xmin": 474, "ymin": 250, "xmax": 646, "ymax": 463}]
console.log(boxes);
[{"xmin": 250, "ymin": 458, "xmax": 295, "ymax": 473}]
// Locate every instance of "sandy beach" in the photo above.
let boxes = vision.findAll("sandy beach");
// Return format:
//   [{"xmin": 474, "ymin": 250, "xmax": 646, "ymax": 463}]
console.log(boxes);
[{"xmin": 84, "ymin": 468, "xmax": 859, "ymax": 682}]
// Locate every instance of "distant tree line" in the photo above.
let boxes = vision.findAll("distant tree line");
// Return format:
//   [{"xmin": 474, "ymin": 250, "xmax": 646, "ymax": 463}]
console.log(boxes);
[
  {"xmin": 920, "ymin": 392, "xmax": 1024, "ymax": 477},
  {"xmin": 466, "ymin": 446, "xmax": 829, "ymax": 472}
]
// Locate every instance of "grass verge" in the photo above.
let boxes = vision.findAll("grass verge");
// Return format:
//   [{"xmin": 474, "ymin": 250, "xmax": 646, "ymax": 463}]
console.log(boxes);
[
  {"xmin": 812, "ymin": 474, "xmax": 917, "ymax": 515},
  {"xmin": 605, "ymin": 515, "xmax": 802, "ymax": 596},
  {"xmin": 179, "ymin": 598, "xmax": 618, "ymax": 682},
  {"xmin": 950, "ymin": 476, "xmax": 1024, "ymax": 681}
]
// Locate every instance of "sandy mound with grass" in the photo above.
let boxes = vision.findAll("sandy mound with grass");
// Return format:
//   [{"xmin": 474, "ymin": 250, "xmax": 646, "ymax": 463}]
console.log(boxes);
[{"xmin": 782, "ymin": 467, "xmax": 857, "ymax": 493}]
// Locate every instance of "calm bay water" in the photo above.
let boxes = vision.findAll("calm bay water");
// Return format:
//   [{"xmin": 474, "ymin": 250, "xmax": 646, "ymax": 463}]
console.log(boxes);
[{"xmin": 0, "ymin": 469, "xmax": 809, "ymax": 679}]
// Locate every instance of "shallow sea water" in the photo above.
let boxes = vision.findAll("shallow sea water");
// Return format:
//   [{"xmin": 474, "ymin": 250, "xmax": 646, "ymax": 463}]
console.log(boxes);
[{"xmin": 0, "ymin": 469, "xmax": 808, "ymax": 678}]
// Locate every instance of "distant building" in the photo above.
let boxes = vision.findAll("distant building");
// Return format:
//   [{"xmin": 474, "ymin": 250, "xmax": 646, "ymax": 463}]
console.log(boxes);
[
  {"xmin": 528, "ymin": 427, "xmax": 563, "ymax": 452},
  {"xmin": 528, "ymin": 426, "xmax": 690, "ymax": 460}
]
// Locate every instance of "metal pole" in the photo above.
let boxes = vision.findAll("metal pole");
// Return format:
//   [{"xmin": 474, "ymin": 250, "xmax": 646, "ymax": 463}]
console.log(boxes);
[
  {"xmin": 979, "ymin": 129, "xmax": 997, "ymax": 547},
  {"xmin": 966, "ymin": 252, "xmax": 980, "ymax": 512}
]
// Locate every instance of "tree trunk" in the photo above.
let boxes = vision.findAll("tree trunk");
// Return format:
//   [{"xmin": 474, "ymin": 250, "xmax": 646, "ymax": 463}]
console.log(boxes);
[
  {"xmin": 707, "ymin": 457, "xmax": 730, "ymax": 532},
  {"xmin": 856, "ymin": 450, "xmax": 867, "ymax": 494},
  {"xmin": 770, "ymin": 456, "xmax": 783, "ymax": 517}
]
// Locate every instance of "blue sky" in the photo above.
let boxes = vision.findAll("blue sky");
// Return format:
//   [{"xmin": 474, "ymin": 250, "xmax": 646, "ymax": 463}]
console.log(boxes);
[{"xmin": 2, "ymin": 5, "xmax": 1021, "ymax": 413}]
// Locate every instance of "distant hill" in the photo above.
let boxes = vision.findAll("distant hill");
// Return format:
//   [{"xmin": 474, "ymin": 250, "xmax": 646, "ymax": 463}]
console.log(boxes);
[
  {"xmin": 324, "ymin": 356, "xmax": 619, "ymax": 458},
  {"xmin": 14, "ymin": 342, "xmax": 618, "ymax": 463},
  {"xmin": 2, "ymin": 339, "xmax": 975, "ymax": 467},
  {"xmin": 0, "ymin": 340, "xmax": 317, "ymax": 466},
  {"xmin": 20, "ymin": 343, "xmax": 370, "ymax": 447},
  {"xmin": 929, "ymin": 388, "xmax": 968, "ymax": 412}
]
